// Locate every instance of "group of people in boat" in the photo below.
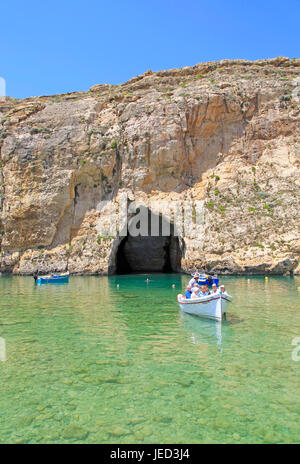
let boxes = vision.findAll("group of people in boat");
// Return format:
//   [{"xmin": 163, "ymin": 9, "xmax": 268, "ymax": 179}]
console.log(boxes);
[{"xmin": 185, "ymin": 272, "xmax": 226, "ymax": 299}]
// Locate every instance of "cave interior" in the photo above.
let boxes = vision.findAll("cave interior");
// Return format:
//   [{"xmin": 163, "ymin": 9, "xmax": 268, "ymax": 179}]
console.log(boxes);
[{"xmin": 115, "ymin": 209, "xmax": 182, "ymax": 274}]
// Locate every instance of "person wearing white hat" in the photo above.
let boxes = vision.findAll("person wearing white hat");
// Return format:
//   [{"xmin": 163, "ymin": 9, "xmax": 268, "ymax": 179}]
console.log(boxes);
[
  {"xmin": 218, "ymin": 284, "xmax": 226, "ymax": 294},
  {"xmin": 211, "ymin": 283, "xmax": 218, "ymax": 294},
  {"xmin": 191, "ymin": 286, "xmax": 201, "ymax": 299}
]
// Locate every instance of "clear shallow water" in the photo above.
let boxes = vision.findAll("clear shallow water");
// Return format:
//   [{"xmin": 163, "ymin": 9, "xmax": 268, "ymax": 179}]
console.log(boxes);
[{"xmin": 0, "ymin": 273, "xmax": 300, "ymax": 444}]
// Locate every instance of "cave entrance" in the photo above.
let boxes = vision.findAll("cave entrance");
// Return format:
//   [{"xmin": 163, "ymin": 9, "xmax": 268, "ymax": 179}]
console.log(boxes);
[
  {"xmin": 114, "ymin": 209, "xmax": 183, "ymax": 274},
  {"xmin": 116, "ymin": 235, "xmax": 182, "ymax": 274}
]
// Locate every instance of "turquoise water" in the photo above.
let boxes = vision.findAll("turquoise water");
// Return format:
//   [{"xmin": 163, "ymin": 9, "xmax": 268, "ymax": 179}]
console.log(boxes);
[{"xmin": 0, "ymin": 273, "xmax": 300, "ymax": 444}]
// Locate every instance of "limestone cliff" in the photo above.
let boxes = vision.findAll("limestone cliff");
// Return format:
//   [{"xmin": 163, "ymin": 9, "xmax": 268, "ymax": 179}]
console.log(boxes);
[{"xmin": 0, "ymin": 57, "xmax": 300, "ymax": 275}]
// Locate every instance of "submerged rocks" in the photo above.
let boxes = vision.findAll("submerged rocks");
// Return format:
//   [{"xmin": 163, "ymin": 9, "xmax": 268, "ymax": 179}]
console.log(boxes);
[{"xmin": 62, "ymin": 425, "xmax": 89, "ymax": 441}]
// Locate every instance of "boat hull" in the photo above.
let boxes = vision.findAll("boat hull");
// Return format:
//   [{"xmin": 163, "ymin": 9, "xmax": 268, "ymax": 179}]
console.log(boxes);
[{"xmin": 177, "ymin": 293, "xmax": 232, "ymax": 321}]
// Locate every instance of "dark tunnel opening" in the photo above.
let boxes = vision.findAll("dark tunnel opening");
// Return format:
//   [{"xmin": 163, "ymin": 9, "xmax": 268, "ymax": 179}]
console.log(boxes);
[
  {"xmin": 115, "ymin": 209, "xmax": 183, "ymax": 274},
  {"xmin": 115, "ymin": 235, "xmax": 182, "ymax": 274}
]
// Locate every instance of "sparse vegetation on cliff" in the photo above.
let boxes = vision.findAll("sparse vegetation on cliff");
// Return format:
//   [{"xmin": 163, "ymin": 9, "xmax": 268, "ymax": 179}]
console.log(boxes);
[{"xmin": 0, "ymin": 57, "xmax": 300, "ymax": 275}]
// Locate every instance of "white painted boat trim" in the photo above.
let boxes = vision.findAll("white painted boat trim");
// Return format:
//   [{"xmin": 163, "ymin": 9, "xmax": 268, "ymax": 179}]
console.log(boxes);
[{"xmin": 177, "ymin": 293, "xmax": 232, "ymax": 321}]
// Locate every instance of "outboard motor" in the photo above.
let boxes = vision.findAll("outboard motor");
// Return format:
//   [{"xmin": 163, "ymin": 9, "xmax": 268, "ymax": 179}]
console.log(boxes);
[{"xmin": 33, "ymin": 272, "xmax": 38, "ymax": 282}]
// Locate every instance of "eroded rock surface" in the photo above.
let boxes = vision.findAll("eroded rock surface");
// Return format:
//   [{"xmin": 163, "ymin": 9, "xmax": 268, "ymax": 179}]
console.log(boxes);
[{"xmin": 0, "ymin": 57, "xmax": 300, "ymax": 275}]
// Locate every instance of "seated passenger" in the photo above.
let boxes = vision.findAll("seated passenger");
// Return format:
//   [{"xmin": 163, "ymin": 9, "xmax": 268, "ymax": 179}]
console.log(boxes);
[
  {"xmin": 211, "ymin": 283, "xmax": 218, "ymax": 294},
  {"xmin": 193, "ymin": 283, "xmax": 200, "ymax": 293},
  {"xmin": 218, "ymin": 284, "xmax": 226, "ymax": 293},
  {"xmin": 188, "ymin": 272, "xmax": 199, "ymax": 288},
  {"xmin": 191, "ymin": 287, "xmax": 201, "ymax": 299},
  {"xmin": 204, "ymin": 284, "xmax": 211, "ymax": 295},
  {"xmin": 200, "ymin": 285, "xmax": 210, "ymax": 296},
  {"xmin": 185, "ymin": 285, "xmax": 193, "ymax": 299}
]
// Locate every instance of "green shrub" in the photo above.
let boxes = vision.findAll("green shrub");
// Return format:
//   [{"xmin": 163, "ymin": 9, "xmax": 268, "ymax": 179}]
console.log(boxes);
[
  {"xmin": 192, "ymin": 206, "xmax": 197, "ymax": 224},
  {"xmin": 253, "ymin": 242, "xmax": 264, "ymax": 249},
  {"xmin": 205, "ymin": 201, "xmax": 214, "ymax": 210},
  {"xmin": 66, "ymin": 242, "xmax": 72, "ymax": 255},
  {"xmin": 111, "ymin": 141, "xmax": 117, "ymax": 149},
  {"xmin": 97, "ymin": 234, "xmax": 115, "ymax": 242},
  {"xmin": 30, "ymin": 126, "xmax": 51, "ymax": 135},
  {"xmin": 280, "ymin": 95, "xmax": 291, "ymax": 102}
]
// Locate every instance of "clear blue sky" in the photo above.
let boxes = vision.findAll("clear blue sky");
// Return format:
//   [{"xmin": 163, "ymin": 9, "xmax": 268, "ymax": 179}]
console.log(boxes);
[{"xmin": 1, "ymin": 0, "xmax": 299, "ymax": 98}]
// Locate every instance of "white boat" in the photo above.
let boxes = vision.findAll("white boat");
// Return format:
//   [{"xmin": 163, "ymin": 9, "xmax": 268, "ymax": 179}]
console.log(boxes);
[{"xmin": 177, "ymin": 292, "xmax": 232, "ymax": 321}]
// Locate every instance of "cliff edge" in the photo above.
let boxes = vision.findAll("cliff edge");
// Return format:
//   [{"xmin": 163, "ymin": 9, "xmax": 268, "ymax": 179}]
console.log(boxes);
[{"xmin": 0, "ymin": 57, "xmax": 300, "ymax": 275}]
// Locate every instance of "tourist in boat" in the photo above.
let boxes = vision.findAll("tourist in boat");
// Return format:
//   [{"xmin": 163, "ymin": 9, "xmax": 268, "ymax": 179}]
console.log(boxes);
[
  {"xmin": 199, "ymin": 285, "xmax": 210, "ymax": 296},
  {"xmin": 204, "ymin": 284, "xmax": 211, "ymax": 295},
  {"xmin": 185, "ymin": 285, "xmax": 193, "ymax": 299},
  {"xmin": 191, "ymin": 287, "xmax": 201, "ymax": 299},
  {"xmin": 218, "ymin": 284, "xmax": 226, "ymax": 293},
  {"xmin": 188, "ymin": 272, "xmax": 199, "ymax": 288},
  {"xmin": 211, "ymin": 283, "xmax": 218, "ymax": 293}
]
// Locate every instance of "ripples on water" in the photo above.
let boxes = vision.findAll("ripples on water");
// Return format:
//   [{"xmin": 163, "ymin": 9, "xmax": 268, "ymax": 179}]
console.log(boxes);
[{"xmin": 0, "ymin": 274, "xmax": 300, "ymax": 443}]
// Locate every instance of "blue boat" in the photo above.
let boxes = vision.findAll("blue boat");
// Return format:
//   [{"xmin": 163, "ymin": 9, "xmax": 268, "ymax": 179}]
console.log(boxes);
[
  {"xmin": 35, "ymin": 272, "xmax": 69, "ymax": 284},
  {"xmin": 193, "ymin": 273, "xmax": 219, "ymax": 287}
]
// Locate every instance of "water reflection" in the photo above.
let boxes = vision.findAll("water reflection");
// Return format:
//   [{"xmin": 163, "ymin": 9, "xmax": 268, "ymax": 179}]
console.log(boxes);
[
  {"xmin": 1, "ymin": 274, "xmax": 300, "ymax": 444},
  {"xmin": 179, "ymin": 311, "xmax": 223, "ymax": 348}
]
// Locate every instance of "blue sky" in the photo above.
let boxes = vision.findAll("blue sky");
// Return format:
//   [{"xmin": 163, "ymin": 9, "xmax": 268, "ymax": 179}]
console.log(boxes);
[{"xmin": 1, "ymin": 0, "xmax": 299, "ymax": 98}]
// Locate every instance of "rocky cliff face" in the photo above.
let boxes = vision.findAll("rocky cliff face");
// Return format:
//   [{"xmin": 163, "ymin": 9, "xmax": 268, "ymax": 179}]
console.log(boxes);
[{"xmin": 0, "ymin": 57, "xmax": 300, "ymax": 275}]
